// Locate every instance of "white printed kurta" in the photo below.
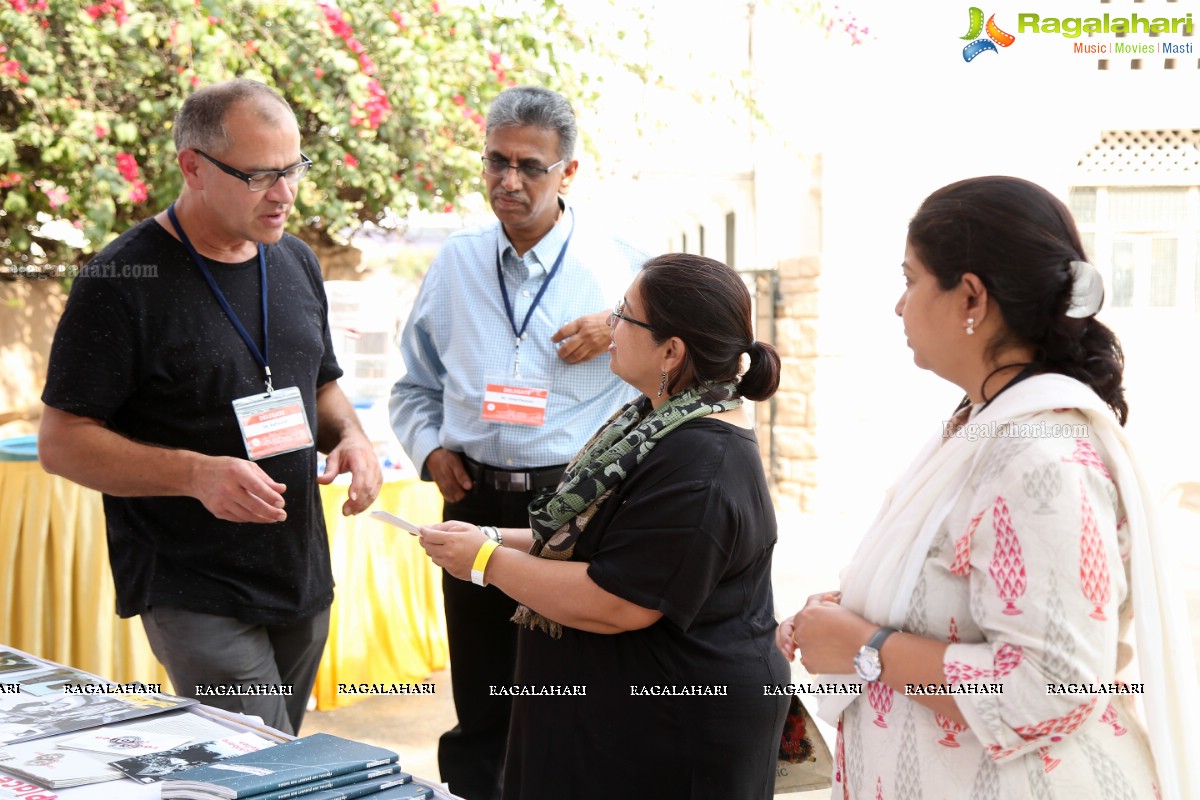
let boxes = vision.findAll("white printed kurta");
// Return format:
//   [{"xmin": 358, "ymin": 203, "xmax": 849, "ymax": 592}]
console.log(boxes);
[{"xmin": 834, "ymin": 409, "xmax": 1161, "ymax": 800}]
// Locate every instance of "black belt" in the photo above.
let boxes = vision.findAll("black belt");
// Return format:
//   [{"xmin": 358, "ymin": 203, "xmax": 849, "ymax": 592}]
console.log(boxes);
[{"xmin": 461, "ymin": 455, "xmax": 566, "ymax": 493}]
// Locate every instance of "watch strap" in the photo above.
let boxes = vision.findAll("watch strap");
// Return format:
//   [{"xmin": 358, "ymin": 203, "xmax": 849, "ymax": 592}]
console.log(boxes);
[{"xmin": 866, "ymin": 626, "xmax": 898, "ymax": 653}]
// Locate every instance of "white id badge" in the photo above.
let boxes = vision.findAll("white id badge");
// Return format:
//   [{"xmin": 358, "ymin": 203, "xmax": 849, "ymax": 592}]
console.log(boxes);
[
  {"xmin": 232, "ymin": 386, "xmax": 315, "ymax": 460},
  {"xmin": 481, "ymin": 373, "xmax": 551, "ymax": 427}
]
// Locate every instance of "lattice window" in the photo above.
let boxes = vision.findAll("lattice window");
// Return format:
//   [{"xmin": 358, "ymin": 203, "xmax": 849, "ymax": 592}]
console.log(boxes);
[
  {"xmin": 1071, "ymin": 139, "xmax": 1200, "ymax": 311},
  {"xmin": 1077, "ymin": 130, "xmax": 1200, "ymax": 182}
]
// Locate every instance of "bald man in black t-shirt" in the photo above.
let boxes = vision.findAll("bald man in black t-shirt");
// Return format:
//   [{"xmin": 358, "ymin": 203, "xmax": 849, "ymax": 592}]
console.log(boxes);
[{"xmin": 39, "ymin": 79, "xmax": 380, "ymax": 735}]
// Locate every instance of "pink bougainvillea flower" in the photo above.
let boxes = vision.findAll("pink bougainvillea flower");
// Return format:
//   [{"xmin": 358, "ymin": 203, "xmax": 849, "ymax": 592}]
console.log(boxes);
[
  {"xmin": 128, "ymin": 179, "xmax": 149, "ymax": 204},
  {"xmin": 116, "ymin": 152, "xmax": 139, "ymax": 182},
  {"xmin": 344, "ymin": 153, "xmax": 359, "ymax": 168},
  {"xmin": 36, "ymin": 179, "xmax": 69, "ymax": 208}
]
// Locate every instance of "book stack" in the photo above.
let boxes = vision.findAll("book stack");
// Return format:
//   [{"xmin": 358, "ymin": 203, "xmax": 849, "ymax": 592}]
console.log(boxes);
[{"xmin": 161, "ymin": 733, "xmax": 432, "ymax": 800}]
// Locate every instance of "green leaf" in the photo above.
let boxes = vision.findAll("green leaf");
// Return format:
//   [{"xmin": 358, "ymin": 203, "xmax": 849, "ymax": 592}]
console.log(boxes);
[
  {"xmin": 4, "ymin": 193, "xmax": 29, "ymax": 215},
  {"xmin": 114, "ymin": 122, "xmax": 139, "ymax": 143}
]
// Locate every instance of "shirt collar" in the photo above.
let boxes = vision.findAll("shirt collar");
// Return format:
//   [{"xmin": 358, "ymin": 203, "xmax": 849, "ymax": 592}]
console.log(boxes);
[{"xmin": 498, "ymin": 197, "xmax": 572, "ymax": 274}]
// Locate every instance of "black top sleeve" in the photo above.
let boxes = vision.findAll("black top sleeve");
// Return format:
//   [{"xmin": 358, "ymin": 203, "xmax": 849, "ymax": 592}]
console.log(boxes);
[{"xmin": 42, "ymin": 247, "xmax": 146, "ymax": 421}]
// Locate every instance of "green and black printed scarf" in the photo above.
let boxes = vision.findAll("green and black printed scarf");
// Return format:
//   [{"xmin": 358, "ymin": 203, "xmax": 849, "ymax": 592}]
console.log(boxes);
[{"xmin": 512, "ymin": 381, "xmax": 741, "ymax": 638}]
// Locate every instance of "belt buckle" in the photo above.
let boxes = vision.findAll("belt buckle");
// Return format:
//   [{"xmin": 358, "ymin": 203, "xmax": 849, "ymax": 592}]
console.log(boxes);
[{"xmin": 495, "ymin": 470, "xmax": 530, "ymax": 492}]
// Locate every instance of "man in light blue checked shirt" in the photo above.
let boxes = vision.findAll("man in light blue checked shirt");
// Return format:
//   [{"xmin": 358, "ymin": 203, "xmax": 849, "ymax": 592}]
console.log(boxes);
[{"xmin": 388, "ymin": 85, "xmax": 646, "ymax": 800}]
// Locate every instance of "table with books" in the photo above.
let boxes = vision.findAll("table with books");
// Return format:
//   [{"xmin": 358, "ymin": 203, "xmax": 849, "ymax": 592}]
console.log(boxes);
[
  {"xmin": 0, "ymin": 646, "xmax": 461, "ymax": 800},
  {"xmin": 0, "ymin": 457, "xmax": 448, "ymax": 710}
]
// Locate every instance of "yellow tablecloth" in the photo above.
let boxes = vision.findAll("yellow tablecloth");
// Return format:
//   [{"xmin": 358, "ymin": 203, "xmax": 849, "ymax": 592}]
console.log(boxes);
[
  {"xmin": 315, "ymin": 476, "xmax": 448, "ymax": 709},
  {"xmin": 0, "ymin": 461, "xmax": 448, "ymax": 709},
  {"xmin": 0, "ymin": 460, "xmax": 166, "ymax": 684}
]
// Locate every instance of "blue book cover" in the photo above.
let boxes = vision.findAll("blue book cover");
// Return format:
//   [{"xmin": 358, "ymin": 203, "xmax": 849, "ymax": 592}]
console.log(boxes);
[
  {"xmin": 249, "ymin": 766, "xmax": 408, "ymax": 800},
  {"xmin": 287, "ymin": 775, "xmax": 430, "ymax": 800},
  {"xmin": 161, "ymin": 733, "xmax": 399, "ymax": 799}
]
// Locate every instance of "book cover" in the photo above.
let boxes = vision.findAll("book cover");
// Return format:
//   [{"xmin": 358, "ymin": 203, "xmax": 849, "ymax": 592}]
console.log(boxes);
[
  {"xmin": 57, "ymin": 726, "xmax": 190, "ymax": 756},
  {"xmin": 300, "ymin": 780, "xmax": 431, "ymax": 800},
  {"xmin": 0, "ymin": 652, "xmax": 44, "ymax": 678},
  {"xmin": 0, "ymin": 772, "xmax": 63, "ymax": 799},
  {"xmin": 243, "ymin": 766, "xmax": 407, "ymax": 800},
  {"xmin": 109, "ymin": 733, "xmax": 272, "ymax": 784},
  {"xmin": 0, "ymin": 687, "xmax": 196, "ymax": 745},
  {"xmin": 0, "ymin": 740, "xmax": 122, "ymax": 788},
  {"xmin": 161, "ymin": 734, "xmax": 399, "ymax": 799}
]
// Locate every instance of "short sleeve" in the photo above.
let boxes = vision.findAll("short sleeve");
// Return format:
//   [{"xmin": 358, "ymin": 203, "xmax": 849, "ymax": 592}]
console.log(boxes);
[
  {"xmin": 41, "ymin": 277, "xmax": 138, "ymax": 421},
  {"xmin": 294, "ymin": 239, "xmax": 342, "ymax": 388},
  {"xmin": 586, "ymin": 470, "xmax": 738, "ymax": 631}
]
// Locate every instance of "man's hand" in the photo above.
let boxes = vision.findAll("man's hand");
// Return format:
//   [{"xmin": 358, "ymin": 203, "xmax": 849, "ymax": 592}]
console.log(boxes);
[
  {"xmin": 552, "ymin": 310, "xmax": 612, "ymax": 364},
  {"xmin": 191, "ymin": 456, "xmax": 289, "ymax": 523},
  {"xmin": 425, "ymin": 448, "xmax": 472, "ymax": 503},
  {"xmin": 316, "ymin": 432, "xmax": 382, "ymax": 516}
]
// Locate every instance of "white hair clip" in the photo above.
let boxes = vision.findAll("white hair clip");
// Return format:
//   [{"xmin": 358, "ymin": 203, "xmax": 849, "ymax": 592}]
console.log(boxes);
[{"xmin": 1066, "ymin": 260, "xmax": 1104, "ymax": 319}]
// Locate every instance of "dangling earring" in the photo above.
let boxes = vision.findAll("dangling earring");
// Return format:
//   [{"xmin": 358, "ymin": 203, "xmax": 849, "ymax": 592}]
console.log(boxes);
[
  {"xmin": 657, "ymin": 371, "xmax": 667, "ymax": 398},
  {"xmin": 966, "ymin": 317, "xmax": 975, "ymax": 336}
]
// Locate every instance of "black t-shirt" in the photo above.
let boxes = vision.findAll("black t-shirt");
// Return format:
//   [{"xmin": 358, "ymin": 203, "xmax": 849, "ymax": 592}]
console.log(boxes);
[
  {"xmin": 41, "ymin": 218, "xmax": 342, "ymax": 624},
  {"xmin": 504, "ymin": 419, "xmax": 790, "ymax": 800}
]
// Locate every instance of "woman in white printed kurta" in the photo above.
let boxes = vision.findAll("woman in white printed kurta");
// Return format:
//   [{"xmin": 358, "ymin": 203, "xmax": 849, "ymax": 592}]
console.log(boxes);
[
  {"xmin": 778, "ymin": 177, "xmax": 1197, "ymax": 800},
  {"xmin": 838, "ymin": 407, "xmax": 1156, "ymax": 798}
]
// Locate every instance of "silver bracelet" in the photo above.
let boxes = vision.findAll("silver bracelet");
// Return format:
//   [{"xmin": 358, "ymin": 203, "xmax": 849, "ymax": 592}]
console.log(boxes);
[{"xmin": 481, "ymin": 525, "xmax": 503, "ymax": 546}]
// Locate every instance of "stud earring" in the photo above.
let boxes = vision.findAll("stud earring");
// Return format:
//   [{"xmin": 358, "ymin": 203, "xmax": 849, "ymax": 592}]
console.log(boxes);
[
  {"xmin": 966, "ymin": 317, "xmax": 975, "ymax": 336},
  {"xmin": 657, "ymin": 371, "xmax": 667, "ymax": 398}
]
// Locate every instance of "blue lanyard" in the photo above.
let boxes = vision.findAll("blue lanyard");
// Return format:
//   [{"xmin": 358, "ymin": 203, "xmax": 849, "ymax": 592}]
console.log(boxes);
[
  {"xmin": 167, "ymin": 203, "xmax": 273, "ymax": 393},
  {"xmin": 496, "ymin": 208, "xmax": 575, "ymax": 354}
]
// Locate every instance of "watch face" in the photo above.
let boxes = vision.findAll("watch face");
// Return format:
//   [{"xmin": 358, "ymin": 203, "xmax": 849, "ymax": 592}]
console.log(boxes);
[{"xmin": 854, "ymin": 648, "xmax": 882, "ymax": 682}]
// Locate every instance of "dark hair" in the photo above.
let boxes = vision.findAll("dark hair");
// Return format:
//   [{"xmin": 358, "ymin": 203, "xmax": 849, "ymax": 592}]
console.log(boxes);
[
  {"xmin": 174, "ymin": 78, "xmax": 295, "ymax": 154},
  {"xmin": 907, "ymin": 176, "xmax": 1128, "ymax": 425},
  {"xmin": 486, "ymin": 86, "xmax": 577, "ymax": 161},
  {"xmin": 638, "ymin": 253, "xmax": 781, "ymax": 402}
]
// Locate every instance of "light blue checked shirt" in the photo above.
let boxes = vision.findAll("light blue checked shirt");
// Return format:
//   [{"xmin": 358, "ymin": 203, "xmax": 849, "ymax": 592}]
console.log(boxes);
[{"xmin": 390, "ymin": 203, "xmax": 648, "ymax": 475}]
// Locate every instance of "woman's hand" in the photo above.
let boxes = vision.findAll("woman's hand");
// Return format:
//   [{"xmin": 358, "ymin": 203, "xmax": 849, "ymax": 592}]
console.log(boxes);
[
  {"xmin": 776, "ymin": 590, "xmax": 842, "ymax": 662},
  {"xmin": 417, "ymin": 520, "xmax": 490, "ymax": 582},
  {"xmin": 792, "ymin": 596, "xmax": 875, "ymax": 676}
]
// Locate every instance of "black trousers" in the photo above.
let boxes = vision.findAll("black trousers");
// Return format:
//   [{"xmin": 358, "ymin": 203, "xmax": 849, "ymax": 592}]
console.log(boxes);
[{"xmin": 437, "ymin": 484, "xmax": 537, "ymax": 800}]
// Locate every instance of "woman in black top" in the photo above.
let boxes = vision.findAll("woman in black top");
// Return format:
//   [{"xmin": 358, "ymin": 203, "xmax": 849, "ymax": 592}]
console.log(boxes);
[{"xmin": 418, "ymin": 253, "xmax": 789, "ymax": 799}]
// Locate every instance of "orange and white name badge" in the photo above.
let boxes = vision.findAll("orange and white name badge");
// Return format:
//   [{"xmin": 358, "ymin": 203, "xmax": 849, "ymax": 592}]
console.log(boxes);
[
  {"xmin": 232, "ymin": 386, "xmax": 315, "ymax": 460},
  {"xmin": 481, "ymin": 381, "xmax": 550, "ymax": 427}
]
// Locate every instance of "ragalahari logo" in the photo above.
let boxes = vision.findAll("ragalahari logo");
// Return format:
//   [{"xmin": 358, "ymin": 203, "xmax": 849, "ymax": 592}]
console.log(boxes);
[{"xmin": 961, "ymin": 7, "xmax": 1016, "ymax": 61}]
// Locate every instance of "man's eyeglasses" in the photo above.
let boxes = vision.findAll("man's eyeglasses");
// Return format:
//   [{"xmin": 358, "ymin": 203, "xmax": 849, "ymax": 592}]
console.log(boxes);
[
  {"xmin": 480, "ymin": 156, "xmax": 564, "ymax": 182},
  {"xmin": 194, "ymin": 149, "xmax": 313, "ymax": 192},
  {"xmin": 608, "ymin": 299, "xmax": 654, "ymax": 332}
]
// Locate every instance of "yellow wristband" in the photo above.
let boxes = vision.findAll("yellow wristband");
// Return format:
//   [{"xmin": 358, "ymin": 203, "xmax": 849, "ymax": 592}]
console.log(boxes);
[{"xmin": 470, "ymin": 539, "xmax": 500, "ymax": 587}]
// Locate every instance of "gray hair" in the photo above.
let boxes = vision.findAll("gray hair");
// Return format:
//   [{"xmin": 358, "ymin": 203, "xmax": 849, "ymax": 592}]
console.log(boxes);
[
  {"xmin": 485, "ymin": 86, "xmax": 577, "ymax": 162},
  {"xmin": 173, "ymin": 79, "xmax": 296, "ymax": 154}
]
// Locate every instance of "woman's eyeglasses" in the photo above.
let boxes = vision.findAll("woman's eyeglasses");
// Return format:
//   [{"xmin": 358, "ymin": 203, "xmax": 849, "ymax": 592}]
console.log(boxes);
[{"xmin": 607, "ymin": 299, "xmax": 654, "ymax": 332}]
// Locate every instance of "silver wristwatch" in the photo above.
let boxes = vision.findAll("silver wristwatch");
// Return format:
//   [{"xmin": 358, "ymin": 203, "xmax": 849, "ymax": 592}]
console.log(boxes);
[{"xmin": 853, "ymin": 626, "xmax": 897, "ymax": 682}]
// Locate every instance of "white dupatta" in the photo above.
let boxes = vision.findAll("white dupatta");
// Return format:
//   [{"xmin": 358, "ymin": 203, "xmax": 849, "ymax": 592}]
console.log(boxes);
[{"xmin": 816, "ymin": 373, "xmax": 1198, "ymax": 800}]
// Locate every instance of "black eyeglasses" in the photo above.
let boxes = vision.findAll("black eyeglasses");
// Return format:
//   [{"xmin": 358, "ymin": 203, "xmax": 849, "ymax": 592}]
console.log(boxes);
[
  {"xmin": 194, "ymin": 149, "xmax": 313, "ymax": 192},
  {"xmin": 608, "ymin": 299, "xmax": 654, "ymax": 332},
  {"xmin": 480, "ymin": 155, "xmax": 564, "ymax": 181}
]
